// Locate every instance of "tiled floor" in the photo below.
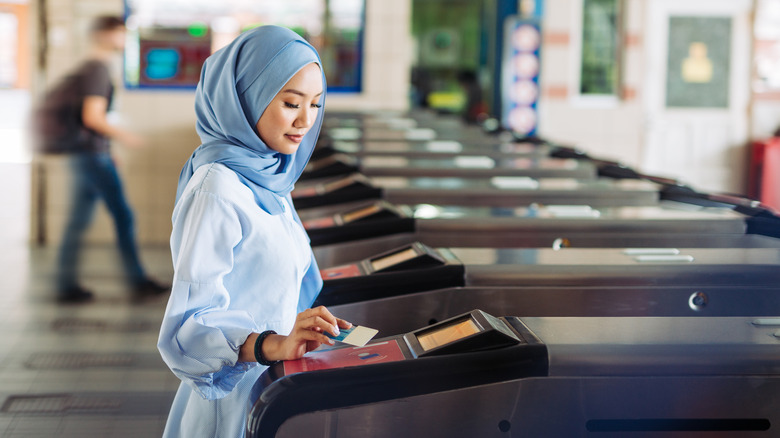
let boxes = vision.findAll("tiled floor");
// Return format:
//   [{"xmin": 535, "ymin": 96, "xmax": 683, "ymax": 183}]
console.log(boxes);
[{"xmin": 0, "ymin": 163, "xmax": 178, "ymax": 437}]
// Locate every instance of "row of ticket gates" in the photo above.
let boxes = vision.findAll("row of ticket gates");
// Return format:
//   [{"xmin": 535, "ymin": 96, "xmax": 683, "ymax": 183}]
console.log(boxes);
[{"xmin": 247, "ymin": 111, "xmax": 780, "ymax": 437}]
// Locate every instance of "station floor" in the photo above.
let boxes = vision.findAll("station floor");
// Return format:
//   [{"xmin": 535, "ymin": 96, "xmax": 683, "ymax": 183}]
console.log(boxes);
[{"xmin": 0, "ymin": 163, "xmax": 178, "ymax": 437}]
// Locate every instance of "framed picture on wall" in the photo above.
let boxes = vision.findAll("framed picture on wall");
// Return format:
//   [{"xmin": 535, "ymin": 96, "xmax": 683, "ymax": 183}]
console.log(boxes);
[{"xmin": 665, "ymin": 16, "xmax": 732, "ymax": 108}]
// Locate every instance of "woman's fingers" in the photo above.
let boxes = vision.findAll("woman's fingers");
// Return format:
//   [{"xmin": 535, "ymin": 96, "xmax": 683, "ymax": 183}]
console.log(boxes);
[
  {"xmin": 304, "ymin": 306, "xmax": 338, "ymax": 325},
  {"xmin": 298, "ymin": 315, "xmax": 340, "ymax": 337},
  {"xmin": 293, "ymin": 324, "xmax": 334, "ymax": 345},
  {"xmin": 278, "ymin": 307, "xmax": 356, "ymax": 361},
  {"xmin": 288, "ymin": 307, "xmax": 354, "ymax": 356},
  {"xmin": 299, "ymin": 306, "xmax": 352, "ymax": 332}
]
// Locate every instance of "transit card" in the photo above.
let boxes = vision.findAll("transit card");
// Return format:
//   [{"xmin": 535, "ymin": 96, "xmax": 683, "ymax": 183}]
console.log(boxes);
[{"xmin": 327, "ymin": 325, "xmax": 378, "ymax": 347}]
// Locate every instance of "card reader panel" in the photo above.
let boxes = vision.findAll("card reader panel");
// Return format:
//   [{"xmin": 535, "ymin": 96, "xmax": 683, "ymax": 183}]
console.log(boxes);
[
  {"xmin": 292, "ymin": 173, "xmax": 383, "ymax": 209},
  {"xmin": 316, "ymin": 243, "xmax": 466, "ymax": 305}
]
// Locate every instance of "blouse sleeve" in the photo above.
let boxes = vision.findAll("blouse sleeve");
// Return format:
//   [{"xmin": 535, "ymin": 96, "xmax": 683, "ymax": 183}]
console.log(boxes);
[
  {"xmin": 285, "ymin": 194, "xmax": 323, "ymax": 312},
  {"xmin": 297, "ymin": 252, "xmax": 323, "ymax": 313},
  {"xmin": 157, "ymin": 190, "xmax": 260, "ymax": 400}
]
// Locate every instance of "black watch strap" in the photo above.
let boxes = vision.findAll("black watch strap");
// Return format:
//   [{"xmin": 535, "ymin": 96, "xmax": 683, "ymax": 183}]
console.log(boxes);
[{"xmin": 254, "ymin": 330, "xmax": 278, "ymax": 366}]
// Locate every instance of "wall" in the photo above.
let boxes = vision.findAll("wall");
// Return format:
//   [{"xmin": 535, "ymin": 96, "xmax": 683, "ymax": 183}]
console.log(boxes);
[
  {"xmin": 753, "ymin": 100, "xmax": 780, "ymax": 139},
  {"xmin": 0, "ymin": 2, "xmax": 30, "ymax": 89},
  {"xmin": 536, "ymin": 0, "xmax": 646, "ymax": 169},
  {"xmin": 31, "ymin": 0, "xmax": 414, "ymax": 246},
  {"xmin": 537, "ymin": 0, "xmax": 758, "ymax": 195},
  {"xmin": 327, "ymin": 1, "xmax": 413, "ymax": 111}
]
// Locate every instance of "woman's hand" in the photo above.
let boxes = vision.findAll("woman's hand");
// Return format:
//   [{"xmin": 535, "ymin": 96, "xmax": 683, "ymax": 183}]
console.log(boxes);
[{"xmin": 241, "ymin": 306, "xmax": 352, "ymax": 363}]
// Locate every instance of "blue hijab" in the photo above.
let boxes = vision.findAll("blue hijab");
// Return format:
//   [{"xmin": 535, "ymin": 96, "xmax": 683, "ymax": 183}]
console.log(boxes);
[{"xmin": 176, "ymin": 25, "xmax": 326, "ymax": 215}]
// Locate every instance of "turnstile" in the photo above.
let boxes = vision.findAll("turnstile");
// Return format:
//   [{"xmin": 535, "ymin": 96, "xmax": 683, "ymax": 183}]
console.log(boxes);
[
  {"xmin": 299, "ymin": 153, "xmax": 597, "ymax": 180},
  {"xmin": 248, "ymin": 310, "xmax": 780, "ymax": 438},
  {"xmin": 315, "ymin": 242, "xmax": 780, "ymax": 306},
  {"xmin": 300, "ymin": 199, "xmax": 780, "ymax": 251},
  {"xmin": 312, "ymin": 138, "xmax": 550, "ymax": 160},
  {"xmin": 330, "ymin": 284, "xmax": 780, "ymax": 335},
  {"xmin": 291, "ymin": 173, "xmax": 661, "ymax": 209}
]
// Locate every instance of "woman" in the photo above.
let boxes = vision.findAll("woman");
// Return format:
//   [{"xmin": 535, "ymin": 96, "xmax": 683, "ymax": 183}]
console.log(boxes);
[{"xmin": 158, "ymin": 26, "xmax": 351, "ymax": 437}]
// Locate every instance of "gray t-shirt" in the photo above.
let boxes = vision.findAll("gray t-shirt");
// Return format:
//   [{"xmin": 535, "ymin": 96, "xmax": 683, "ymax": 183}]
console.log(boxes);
[{"xmin": 35, "ymin": 59, "xmax": 114, "ymax": 153}]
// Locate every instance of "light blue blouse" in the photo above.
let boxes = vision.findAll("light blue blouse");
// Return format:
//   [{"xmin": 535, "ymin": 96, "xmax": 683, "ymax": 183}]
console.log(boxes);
[{"xmin": 158, "ymin": 163, "xmax": 320, "ymax": 437}]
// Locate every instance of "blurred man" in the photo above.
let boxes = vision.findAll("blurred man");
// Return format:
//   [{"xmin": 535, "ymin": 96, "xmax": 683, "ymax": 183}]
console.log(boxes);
[{"xmin": 37, "ymin": 16, "xmax": 168, "ymax": 303}]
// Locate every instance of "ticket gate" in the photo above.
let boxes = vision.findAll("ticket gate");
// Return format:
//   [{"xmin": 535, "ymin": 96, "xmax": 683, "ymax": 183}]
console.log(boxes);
[
  {"xmin": 247, "ymin": 310, "xmax": 780, "ymax": 438},
  {"xmin": 316, "ymin": 115, "xmax": 676, "ymax": 184},
  {"xmin": 316, "ymin": 112, "xmax": 696, "ymax": 195},
  {"xmin": 315, "ymin": 242, "xmax": 780, "ymax": 306},
  {"xmin": 316, "ymin": 114, "xmax": 541, "ymax": 159},
  {"xmin": 330, "ymin": 284, "xmax": 780, "ymax": 336},
  {"xmin": 321, "ymin": 111, "xmax": 481, "ymax": 133},
  {"xmin": 319, "ymin": 116, "xmax": 494, "ymax": 144},
  {"xmin": 299, "ymin": 154, "xmax": 597, "ymax": 181},
  {"xmin": 291, "ymin": 173, "xmax": 660, "ymax": 210},
  {"xmin": 321, "ymin": 123, "xmax": 493, "ymax": 144},
  {"xmin": 311, "ymin": 139, "xmax": 551, "ymax": 161},
  {"xmin": 318, "ymin": 110, "xmax": 538, "ymax": 146},
  {"xmin": 300, "ymin": 199, "xmax": 780, "ymax": 251}
]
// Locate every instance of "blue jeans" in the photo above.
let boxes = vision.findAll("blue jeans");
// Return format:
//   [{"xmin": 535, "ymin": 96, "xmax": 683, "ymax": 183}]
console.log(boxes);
[{"xmin": 57, "ymin": 152, "xmax": 146, "ymax": 292}]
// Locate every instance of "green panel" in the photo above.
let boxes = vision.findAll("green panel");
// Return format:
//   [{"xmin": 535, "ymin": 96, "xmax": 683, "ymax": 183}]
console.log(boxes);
[
  {"xmin": 665, "ymin": 16, "xmax": 731, "ymax": 108},
  {"xmin": 580, "ymin": 0, "xmax": 620, "ymax": 95},
  {"xmin": 412, "ymin": 0, "xmax": 481, "ymax": 70}
]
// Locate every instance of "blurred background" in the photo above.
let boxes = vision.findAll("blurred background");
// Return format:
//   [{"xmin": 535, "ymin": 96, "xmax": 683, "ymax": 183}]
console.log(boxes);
[
  {"xmin": 1, "ymin": 0, "xmax": 780, "ymax": 248},
  {"xmin": 3, "ymin": 1, "xmax": 780, "ymax": 435}
]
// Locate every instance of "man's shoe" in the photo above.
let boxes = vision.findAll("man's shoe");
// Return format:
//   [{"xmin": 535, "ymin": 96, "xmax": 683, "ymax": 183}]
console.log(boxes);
[
  {"xmin": 133, "ymin": 277, "xmax": 170, "ymax": 297},
  {"xmin": 57, "ymin": 285, "xmax": 95, "ymax": 304}
]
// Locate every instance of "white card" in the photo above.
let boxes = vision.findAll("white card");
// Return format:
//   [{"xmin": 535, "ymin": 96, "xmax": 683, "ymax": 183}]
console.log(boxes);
[{"xmin": 327, "ymin": 325, "xmax": 379, "ymax": 347}]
